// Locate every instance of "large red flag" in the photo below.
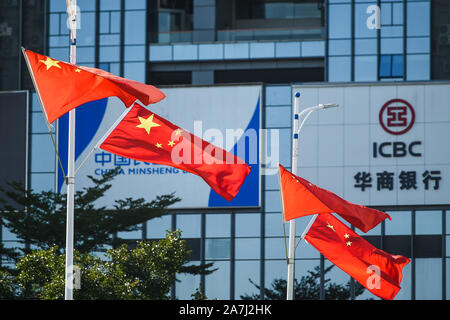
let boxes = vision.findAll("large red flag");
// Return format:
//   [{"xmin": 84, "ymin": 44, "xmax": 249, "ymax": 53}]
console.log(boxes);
[
  {"xmin": 99, "ymin": 103, "xmax": 251, "ymax": 201},
  {"xmin": 22, "ymin": 48, "xmax": 165, "ymax": 124},
  {"xmin": 278, "ymin": 164, "xmax": 390, "ymax": 232},
  {"xmin": 305, "ymin": 213, "xmax": 410, "ymax": 300}
]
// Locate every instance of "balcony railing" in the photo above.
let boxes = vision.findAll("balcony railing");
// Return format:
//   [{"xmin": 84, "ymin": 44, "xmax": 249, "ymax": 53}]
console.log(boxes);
[{"xmin": 150, "ymin": 26, "xmax": 325, "ymax": 44}]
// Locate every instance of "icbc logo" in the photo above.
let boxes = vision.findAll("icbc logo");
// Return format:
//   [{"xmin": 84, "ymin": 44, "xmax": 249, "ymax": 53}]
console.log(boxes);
[
  {"xmin": 374, "ymin": 98, "xmax": 421, "ymax": 158},
  {"xmin": 379, "ymin": 99, "xmax": 415, "ymax": 135}
]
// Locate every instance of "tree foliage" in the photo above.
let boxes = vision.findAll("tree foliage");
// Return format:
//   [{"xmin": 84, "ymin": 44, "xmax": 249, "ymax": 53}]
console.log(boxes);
[
  {"xmin": 241, "ymin": 265, "xmax": 366, "ymax": 300},
  {"xmin": 0, "ymin": 167, "xmax": 179, "ymax": 258},
  {"xmin": 0, "ymin": 230, "xmax": 214, "ymax": 300}
]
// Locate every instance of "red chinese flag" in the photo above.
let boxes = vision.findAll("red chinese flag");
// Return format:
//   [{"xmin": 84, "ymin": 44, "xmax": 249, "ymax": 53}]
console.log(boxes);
[
  {"xmin": 305, "ymin": 213, "xmax": 410, "ymax": 300},
  {"xmin": 278, "ymin": 164, "xmax": 390, "ymax": 232},
  {"xmin": 22, "ymin": 48, "xmax": 165, "ymax": 124},
  {"xmin": 99, "ymin": 103, "xmax": 251, "ymax": 201}
]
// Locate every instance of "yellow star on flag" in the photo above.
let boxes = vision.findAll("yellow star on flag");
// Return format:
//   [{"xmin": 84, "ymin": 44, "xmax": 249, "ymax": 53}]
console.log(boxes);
[
  {"xmin": 344, "ymin": 233, "xmax": 350, "ymax": 239},
  {"xmin": 40, "ymin": 57, "xmax": 62, "ymax": 71},
  {"xmin": 174, "ymin": 128, "xmax": 182, "ymax": 135},
  {"xmin": 346, "ymin": 241, "xmax": 352, "ymax": 246},
  {"xmin": 136, "ymin": 114, "xmax": 160, "ymax": 135},
  {"xmin": 168, "ymin": 140, "xmax": 176, "ymax": 147},
  {"xmin": 326, "ymin": 222, "xmax": 336, "ymax": 232},
  {"xmin": 75, "ymin": 68, "xmax": 81, "ymax": 73},
  {"xmin": 155, "ymin": 142, "xmax": 162, "ymax": 148}
]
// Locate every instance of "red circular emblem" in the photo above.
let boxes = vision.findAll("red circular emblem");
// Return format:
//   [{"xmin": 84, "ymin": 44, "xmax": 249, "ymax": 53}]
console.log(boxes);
[{"xmin": 379, "ymin": 99, "xmax": 415, "ymax": 135}]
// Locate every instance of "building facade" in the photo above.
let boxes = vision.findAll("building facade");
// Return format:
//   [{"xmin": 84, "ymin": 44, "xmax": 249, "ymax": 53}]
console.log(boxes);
[{"xmin": 1, "ymin": 0, "xmax": 450, "ymax": 300}]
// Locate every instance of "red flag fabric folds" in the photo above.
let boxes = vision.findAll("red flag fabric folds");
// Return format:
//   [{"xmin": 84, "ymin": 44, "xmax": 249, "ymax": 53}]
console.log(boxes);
[
  {"xmin": 279, "ymin": 164, "xmax": 390, "ymax": 232},
  {"xmin": 22, "ymin": 48, "xmax": 165, "ymax": 123},
  {"xmin": 100, "ymin": 103, "xmax": 251, "ymax": 201},
  {"xmin": 305, "ymin": 213, "xmax": 410, "ymax": 300}
]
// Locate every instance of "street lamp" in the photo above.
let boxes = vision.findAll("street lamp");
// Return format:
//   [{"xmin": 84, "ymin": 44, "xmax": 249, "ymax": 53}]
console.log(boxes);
[{"xmin": 286, "ymin": 92, "xmax": 339, "ymax": 300}]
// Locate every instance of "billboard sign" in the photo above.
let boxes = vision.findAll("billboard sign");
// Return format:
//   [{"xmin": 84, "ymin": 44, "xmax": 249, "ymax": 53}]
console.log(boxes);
[
  {"xmin": 58, "ymin": 84, "xmax": 262, "ymax": 209},
  {"xmin": 293, "ymin": 82, "xmax": 450, "ymax": 206}
]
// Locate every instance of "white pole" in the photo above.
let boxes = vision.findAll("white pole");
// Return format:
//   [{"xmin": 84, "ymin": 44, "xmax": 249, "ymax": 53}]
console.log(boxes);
[
  {"xmin": 286, "ymin": 92, "xmax": 301, "ymax": 300},
  {"xmin": 285, "ymin": 94, "xmax": 339, "ymax": 300},
  {"xmin": 65, "ymin": 0, "xmax": 77, "ymax": 301}
]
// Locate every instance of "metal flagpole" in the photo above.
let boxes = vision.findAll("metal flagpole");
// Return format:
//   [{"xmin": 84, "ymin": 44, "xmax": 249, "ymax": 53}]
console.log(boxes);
[
  {"xmin": 65, "ymin": 0, "xmax": 77, "ymax": 300},
  {"xmin": 286, "ymin": 92, "xmax": 301, "ymax": 300},
  {"xmin": 286, "ymin": 92, "xmax": 339, "ymax": 300}
]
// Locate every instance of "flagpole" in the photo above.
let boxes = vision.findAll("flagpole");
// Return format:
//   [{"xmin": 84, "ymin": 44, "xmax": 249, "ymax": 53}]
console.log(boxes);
[
  {"xmin": 286, "ymin": 92, "xmax": 301, "ymax": 300},
  {"xmin": 286, "ymin": 93, "xmax": 339, "ymax": 300},
  {"xmin": 65, "ymin": 0, "xmax": 77, "ymax": 300}
]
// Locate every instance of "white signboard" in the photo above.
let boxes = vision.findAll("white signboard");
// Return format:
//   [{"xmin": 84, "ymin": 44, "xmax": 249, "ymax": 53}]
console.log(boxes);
[
  {"xmin": 58, "ymin": 85, "xmax": 262, "ymax": 209},
  {"xmin": 294, "ymin": 82, "xmax": 450, "ymax": 206}
]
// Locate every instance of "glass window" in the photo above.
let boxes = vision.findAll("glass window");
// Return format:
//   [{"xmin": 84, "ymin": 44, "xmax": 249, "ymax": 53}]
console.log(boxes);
[
  {"xmin": 235, "ymin": 261, "xmax": 260, "ymax": 299},
  {"xmin": 329, "ymin": 4, "xmax": 351, "ymax": 39},
  {"xmin": 100, "ymin": 0, "xmax": 120, "ymax": 11},
  {"xmin": 328, "ymin": 39, "xmax": 351, "ymax": 56},
  {"xmin": 176, "ymin": 214, "xmax": 201, "ymax": 238},
  {"xmin": 175, "ymin": 268, "xmax": 201, "ymax": 299},
  {"xmin": 124, "ymin": 62, "xmax": 146, "ymax": 82},
  {"xmin": 236, "ymin": 238, "xmax": 260, "ymax": 260},
  {"xmin": 30, "ymin": 173, "xmax": 55, "ymax": 193},
  {"xmin": 76, "ymin": 47, "xmax": 95, "ymax": 63},
  {"xmin": 393, "ymin": 262, "xmax": 412, "ymax": 300},
  {"xmin": 406, "ymin": 54, "xmax": 430, "ymax": 81},
  {"xmin": 407, "ymin": 37, "xmax": 430, "ymax": 54},
  {"xmin": 32, "ymin": 112, "xmax": 51, "ymax": 134},
  {"xmin": 98, "ymin": 62, "xmax": 110, "ymax": 72},
  {"xmin": 2, "ymin": 227, "xmax": 19, "ymax": 242},
  {"xmin": 447, "ymin": 258, "xmax": 450, "ymax": 299},
  {"xmin": 415, "ymin": 258, "xmax": 442, "ymax": 299},
  {"xmin": 355, "ymin": 39, "xmax": 377, "ymax": 55},
  {"xmin": 264, "ymin": 260, "xmax": 286, "ymax": 290},
  {"xmin": 50, "ymin": 0, "xmax": 67, "ymax": 12},
  {"xmin": 100, "ymin": 12, "xmax": 110, "ymax": 34},
  {"xmin": 265, "ymin": 237, "xmax": 287, "ymax": 260},
  {"xmin": 392, "ymin": 2, "xmax": 403, "ymax": 25},
  {"xmin": 31, "ymin": 134, "xmax": 55, "ymax": 172},
  {"xmin": 265, "ymin": 213, "xmax": 285, "ymax": 237},
  {"xmin": 205, "ymin": 214, "xmax": 230, "ymax": 237},
  {"xmin": 446, "ymin": 211, "xmax": 450, "ymax": 235},
  {"xmin": 77, "ymin": 12, "xmax": 96, "ymax": 46},
  {"xmin": 416, "ymin": 210, "xmax": 442, "ymax": 235},
  {"xmin": 379, "ymin": 55, "xmax": 392, "ymax": 78},
  {"xmin": 110, "ymin": 12, "xmax": 121, "ymax": 33},
  {"xmin": 379, "ymin": 54, "xmax": 403, "ymax": 78},
  {"xmin": 446, "ymin": 236, "xmax": 450, "ymax": 257},
  {"xmin": 381, "ymin": 2, "xmax": 392, "ymax": 26},
  {"xmin": 328, "ymin": 56, "xmax": 351, "ymax": 82},
  {"xmin": 125, "ymin": 0, "xmax": 146, "ymax": 10},
  {"xmin": 235, "ymin": 213, "xmax": 260, "ymax": 237},
  {"xmin": 205, "ymin": 239, "xmax": 230, "ymax": 259},
  {"xmin": 147, "ymin": 214, "xmax": 171, "ymax": 239},
  {"xmin": 49, "ymin": 13, "xmax": 60, "ymax": 35},
  {"xmin": 205, "ymin": 261, "xmax": 230, "ymax": 299},
  {"xmin": 407, "ymin": 1, "xmax": 430, "ymax": 37},
  {"xmin": 354, "ymin": 3, "xmax": 377, "ymax": 38},
  {"xmin": 391, "ymin": 55, "xmax": 403, "ymax": 77},
  {"xmin": 354, "ymin": 55, "xmax": 377, "ymax": 82},
  {"xmin": 124, "ymin": 11, "xmax": 146, "ymax": 45},
  {"xmin": 124, "ymin": 45, "xmax": 146, "ymax": 61},
  {"xmin": 385, "ymin": 211, "xmax": 411, "ymax": 235},
  {"xmin": 117, "ymin": 228, "xmax": 142, "ymax": 240}
]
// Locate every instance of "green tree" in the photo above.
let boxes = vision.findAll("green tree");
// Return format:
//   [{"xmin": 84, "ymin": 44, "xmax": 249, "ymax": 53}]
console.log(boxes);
[
  {"xmin": 241, "ymin": 265, "xmax": 366, "ymax": 300},
  {"xmin": 13, "ymin": 230, "xmax": 214, "ymax": 300},
  {"xmin": 0, "ymin": 167, "xmax": 179, "ymax": 259}
]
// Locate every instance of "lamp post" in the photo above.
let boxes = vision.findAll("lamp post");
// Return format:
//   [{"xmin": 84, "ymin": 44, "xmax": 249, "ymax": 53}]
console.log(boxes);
[{"xmin": 286, "ymin": 92, "xmax": 339, "ymax": 300}]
